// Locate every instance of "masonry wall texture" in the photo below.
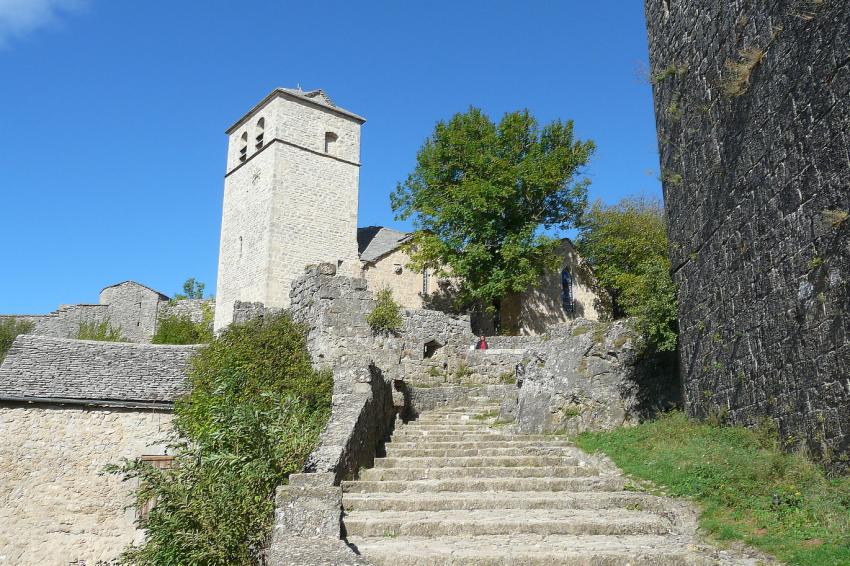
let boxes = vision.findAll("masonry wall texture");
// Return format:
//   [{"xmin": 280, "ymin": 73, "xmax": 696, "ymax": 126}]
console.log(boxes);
[
  {"xmin": 0, "ymin": 405, "xmax": 173, "ymax": 565},
  {"xmin": 646, "ymin": 0, "xmax": 850, "ymax": 467}
]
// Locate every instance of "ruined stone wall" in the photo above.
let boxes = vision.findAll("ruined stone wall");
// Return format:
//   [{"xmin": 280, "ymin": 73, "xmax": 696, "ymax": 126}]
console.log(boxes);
[
  {"xmin": 646, "ymin": 0, "xmax": 850, "ymax": 466},
  {"xmin": 0, "ymin": 304, "xmax": 109, "ymax": 340},
  {"xmin": 0, "ymin": 404, "xmax": 173, "ymax": 565}
]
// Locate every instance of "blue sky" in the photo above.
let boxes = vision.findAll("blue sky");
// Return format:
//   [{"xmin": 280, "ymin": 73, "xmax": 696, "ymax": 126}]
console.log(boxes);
[{"xmin": 0, "ymin": 1, "xmax": 660, "ymax": 313}]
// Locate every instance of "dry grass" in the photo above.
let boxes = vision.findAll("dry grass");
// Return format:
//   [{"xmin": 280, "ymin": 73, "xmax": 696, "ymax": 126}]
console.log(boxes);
[{"xmin": 723, "ymin": 47, "xmax": 765, "ymax": 97}]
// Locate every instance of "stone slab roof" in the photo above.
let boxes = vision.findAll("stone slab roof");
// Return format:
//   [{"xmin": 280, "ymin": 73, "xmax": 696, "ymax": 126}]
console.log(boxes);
[
  {"xmin": 0, "ymin": 335, "xmax": 195, "ymax": 407},
  {"xmin": 357, "ymin": 226, "xmax": 412, "ymax": 263},
  {"xmin": 226, "ymin": 87, "xmax": 366, "ymax": 134}
]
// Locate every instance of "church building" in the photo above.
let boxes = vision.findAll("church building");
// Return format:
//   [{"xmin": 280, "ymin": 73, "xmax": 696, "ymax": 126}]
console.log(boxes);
[{"xmin": 214, "ymin": 88, "xmax": 607, "ymax": 334}]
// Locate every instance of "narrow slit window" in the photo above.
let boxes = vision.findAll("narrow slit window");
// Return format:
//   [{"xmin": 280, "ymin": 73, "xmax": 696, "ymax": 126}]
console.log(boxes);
[
  {"xmin": 238, "ymin": 131, "xmax": 248, "ymax": 162},
  {"xmin": 239, "ymin": 236, "xmax": 243, "ymax": 258},
  {"xmin": 561, "ymin": 267, "xmax": 574, "ymax": 315},
  {"xmin": 255, "ymin": 117, "xmax": 265, "ymax": 149},
  {"xmin": 324, "ymin": 131, "xmax": 338, "ymax": 154}
]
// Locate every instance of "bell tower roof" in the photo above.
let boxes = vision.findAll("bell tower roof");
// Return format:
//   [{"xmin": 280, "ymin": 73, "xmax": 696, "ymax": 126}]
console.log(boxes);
[{"xmin": 225, "ymin": 87, "xmax": 366, "ymax": 134}]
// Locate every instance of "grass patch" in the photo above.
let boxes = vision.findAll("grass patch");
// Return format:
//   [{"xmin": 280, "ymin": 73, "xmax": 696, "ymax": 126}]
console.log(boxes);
[
  {"xmin": 575, "ymin": 412, "xmax": 850, "ymax": 565},
  {"xmin": 472, "ymin": 410, "xmax": 499, "ymax": 421},
  {"xmin": 76, "ymin": 319, "xmax": 126, "ymax": 342},
  {"xmin": 497, "ymin": 371, "xmax": 516, "ymax": 384}
]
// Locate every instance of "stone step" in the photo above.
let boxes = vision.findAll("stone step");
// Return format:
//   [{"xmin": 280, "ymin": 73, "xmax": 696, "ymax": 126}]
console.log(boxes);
[
  {"xmin": 412, "ymin": 414, "xmax": 498, "ymax": 421},
  {"xmin": 342, "ymin": 491, "xmax": 670, "ymax": 513},
  {"xmin": 374, "ymin": 455, "xmax": 580, "ymax": 468},
  {"xmin": 386, "ymin": 439, "xmax": 576, "ymax": 450},
  {"xmin": 386, "ymin": 446, "xmax": 581, "ymax": 458},
  {"xmin": 346, "ymin": 535, "xmax": 709, "ymax": 566},
  {"xmin": 389, "ymin": 433, "xmax": 574, "ymax": 443},
  {"xmin": 400, "ymin": 424, "xmax": 497, "ymax": 432},
  {"xmin": 342, "ymin": 476, "xmax": 624, "ymax": 494},
  {"xmin": 359, "ymin": 465, "xmax": 600, "ymax": 481},
  {"xmin": 343, "ymin": 508, "xmax": 673, "ymax": 538}
]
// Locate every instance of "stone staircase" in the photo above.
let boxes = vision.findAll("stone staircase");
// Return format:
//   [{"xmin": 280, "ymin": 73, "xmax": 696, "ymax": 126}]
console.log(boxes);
[{"xmin": 342, "ymin": 401, "xmax": 753, "ymax": 565}]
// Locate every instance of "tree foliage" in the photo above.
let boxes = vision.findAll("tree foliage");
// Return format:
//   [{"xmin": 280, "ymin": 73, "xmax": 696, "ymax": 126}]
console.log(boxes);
[
  {"xmin": 391, "ymin": 107, "xmax": 594, "ymax": 313},
  {"xmin": 173, "ymin": 277, "xmax": 206, "ymax": 300},
  {"xmin": 366, "ymin": 288, "xmax": 402, "ymax": 335},
  {"xmin": 152, "ymin": 303, "xmax": 214, "ymax": 345},
  {"xmin": 0, "ymin": 318, "xmax": 34, "ymax": 362},
  {"xmin": 576, "ymin": 198, "xmax": 678, "ymax": 352},
  {"xmin": 110, "ymin": 313, "xmax": 332, "ymax": 565}
]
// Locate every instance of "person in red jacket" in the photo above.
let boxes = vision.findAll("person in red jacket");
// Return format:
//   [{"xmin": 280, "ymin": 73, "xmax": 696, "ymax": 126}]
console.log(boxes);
[{"xmin": 475, "ymin": 335, "xmax": 488, "ymax": 350}]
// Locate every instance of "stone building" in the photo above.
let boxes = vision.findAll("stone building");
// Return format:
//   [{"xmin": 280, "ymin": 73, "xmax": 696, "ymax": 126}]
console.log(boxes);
[
  {"xmin": 358, "ymin": 226, "xmax": 608, "ymax": 333},
  {"xmin": 0, "ymin": 335, "xmax": 194, "ymax": 564},
  {"xmin": 0, "ymin": 280, "xmax": 213, "ymax": 343},
  {"xmin": 646, "ymin": 1, "xmax": 849, "ymax": 467}
]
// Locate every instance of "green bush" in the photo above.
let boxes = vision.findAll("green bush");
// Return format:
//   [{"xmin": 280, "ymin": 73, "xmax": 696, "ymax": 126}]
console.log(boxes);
[
  {"xmin": 76, "ymin": 319, "xmax": 126, "ymax": 342},
  {"xmin": 0, "ymin": 318, "xmax": 34, "ymax": 362},
  {"xmin": 576, "ymin": 412, "xmax": 850, "ymax": 566},
  {"xmin": 367, "ymin": 288, "xmax": 402, "ymax": 334},
  {"xmin": 109, "ymin": 313, "xmax": 332, "ymax": 565},
  {"xmin": 576, "ymin": 197, "xmax": 678, "ymax": 353},
  {"xmin": 152, "ymin": 304, "xmax": 214, "ymax": 345}
]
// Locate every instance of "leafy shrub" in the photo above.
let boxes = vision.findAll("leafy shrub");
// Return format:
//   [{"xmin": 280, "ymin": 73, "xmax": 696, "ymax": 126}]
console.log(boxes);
[
  {"xmin": 367, "ymin": 288, "xmax": 402, "ymax": 334},
  {"xmin": 109, "ymin": 313, "xmax": 332, "ymax": 565},
  {"xmin": 152, "ymin": 303, "xmax": 214, "ymax": 345},
  {"xmin": 76, "ymin": 319, "xmax": 126, "ymax": 342},
  {"xmin": 576, "ymin": 197, "xmax": 678, "ymax": 353},
  {"xmin": 0, "ymin": 318, "xmax": 34, "ymax": 362}
]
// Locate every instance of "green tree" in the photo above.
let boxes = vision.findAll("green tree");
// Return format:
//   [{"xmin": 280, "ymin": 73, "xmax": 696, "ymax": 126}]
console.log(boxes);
[
  {"xmin": 575, "ymin": 197, "xmax": 678, "ymax": 352},
  {"xmin": 173, "ymin": 277, "xmax": 205, "ymax": 300},
  {"xmin": 391, "ymin": 107, "xmax": 594, "ymax": 321},
  {"xmin": 0, "ymin": 318, "xmax": 34, "ymax": 362},
  {"xmin": 109, "ymin": 313, "xmax": 332, "ymax": 565}
]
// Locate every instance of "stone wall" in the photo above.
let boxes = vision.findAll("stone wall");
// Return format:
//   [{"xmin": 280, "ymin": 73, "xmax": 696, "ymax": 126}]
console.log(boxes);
[
  {"xmin": 0, "ymin": 282, "xmax": 212, "ymax": 344},
  {"xmin": 646, "ymin": 0, "xmax": 850, "ymax": 467},
  {"xmin": 502, "ymin": 319, "xmax": 679, "ymax": 435},
  {"xmin": 0, "ymin": 404, "xmax": 173, "ymax": 565}
]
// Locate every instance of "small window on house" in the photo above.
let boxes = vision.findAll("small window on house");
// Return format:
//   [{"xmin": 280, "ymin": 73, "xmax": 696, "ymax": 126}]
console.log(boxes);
[
  {"xmin": 324, "ymin": 131, "xmax": 338, "ymax": 154},
  {"xmin": 238, "ymin": 131, "xmax": 248, "ymax": 162},
  {"xmin": 138, "ymin": 455, "xmax": 175, "ymax": 518},
  {"xmin": 255, "ymin": 117, "xmax": 265, "ymax": 149},
  {"xmin": 561, "ymin": 267, "xmax": 574, "ymax": 315}
]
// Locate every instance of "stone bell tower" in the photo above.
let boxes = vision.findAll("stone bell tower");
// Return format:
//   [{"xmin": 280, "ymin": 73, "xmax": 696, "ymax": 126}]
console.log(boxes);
[{"xmin": 213, "ymin": 88, "xmax": 365, "ymax": 331}]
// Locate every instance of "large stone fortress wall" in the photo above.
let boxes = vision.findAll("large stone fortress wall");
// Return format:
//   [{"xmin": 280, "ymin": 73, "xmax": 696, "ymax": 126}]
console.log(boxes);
[
  {"xmin": 645, "ymin": 1, "xmax": 849, "ymax": 466},
  {"xmin": 214, "ymin": 89, "xmax": 364, "ymax": 331}
]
